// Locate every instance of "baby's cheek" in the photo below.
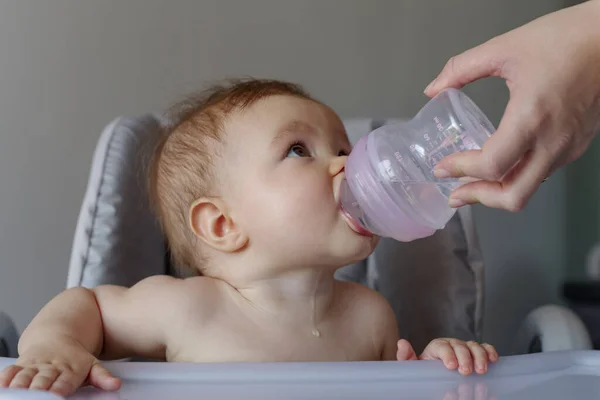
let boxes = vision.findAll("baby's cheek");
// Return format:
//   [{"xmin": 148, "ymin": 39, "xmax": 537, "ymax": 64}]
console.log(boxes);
[
  {"xmin": 283, "ymin": 205, "xmax": 327, "ymax": 235},
  {"xmin": 241, "ymin": 194, "xmax": 310, "ymax": 235},
  {"xmin": 240, "ymin": 174, "xmax": 336, "ymax": 234}
]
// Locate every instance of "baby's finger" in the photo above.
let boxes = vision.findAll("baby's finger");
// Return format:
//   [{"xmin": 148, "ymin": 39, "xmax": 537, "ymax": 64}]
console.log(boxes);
[
  {"xmin": 450, "ymin": 341, "xmax": 473, "ymax": 375},
  {"xmin": 8, "ymin": 367, "xmax": 38, "ymax": 389},
  {"xmin": 49, "ymin": 370, "xmax": 79, "ymax": 397},
  {"xmin": 89, "ymin": 363, "xmax": 121, "ymax": 391},
  {"xmin": 482, "ymin": 343, "xmax": 498, "ymax": 362},
  {"xmin": 29, "ymin": 368, "xmax": 61, "ymax": 391},
  {"xmin": 422, "ymin": 340, "xmax": 458, "ymax": 370},
  {"xmin": 0, "ymin": 365, "xmax": 22, "ymax": 387},
  {"xmin": 466, "ymin": 342, "xmax": 488, "ymax": 374}
]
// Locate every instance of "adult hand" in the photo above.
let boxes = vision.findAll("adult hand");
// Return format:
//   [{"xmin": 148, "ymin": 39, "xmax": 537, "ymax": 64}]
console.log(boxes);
[{"xmin": 426, "ymin": 0, "xmax": 600, "ymax": 212}]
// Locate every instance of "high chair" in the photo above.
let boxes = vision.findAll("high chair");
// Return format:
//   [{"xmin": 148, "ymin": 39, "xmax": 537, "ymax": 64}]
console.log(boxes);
[
  {"xmin": 61, "ymin": 114, "xmax": 592, "ymax": 357},
  {"xmin": 1, "ymin": 113, "xmax": 597, "ymax": 400}
]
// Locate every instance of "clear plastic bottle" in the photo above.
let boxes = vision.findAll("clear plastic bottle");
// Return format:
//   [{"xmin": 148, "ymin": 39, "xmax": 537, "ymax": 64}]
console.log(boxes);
[{"xmin": 340, "ymin": 88, "xmax": 495, "ymax": 241}]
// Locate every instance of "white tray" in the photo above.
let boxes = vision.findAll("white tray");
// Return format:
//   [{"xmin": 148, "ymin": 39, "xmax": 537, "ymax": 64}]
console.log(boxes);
[{"xmin": 1, "ymin": 350, "xmax": 599, "ymax": 399}]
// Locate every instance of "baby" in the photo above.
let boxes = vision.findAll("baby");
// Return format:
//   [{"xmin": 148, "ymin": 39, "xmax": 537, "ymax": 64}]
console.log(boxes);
[{"xmin": 0, "ymin": 79, "xmax": 497, "ymax": 397}]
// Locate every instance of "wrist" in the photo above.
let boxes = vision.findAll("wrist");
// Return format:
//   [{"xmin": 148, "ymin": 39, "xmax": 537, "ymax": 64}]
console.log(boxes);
[{"xmin": 18, "ymin": 333, "xmax": 89, "ymax": 357}]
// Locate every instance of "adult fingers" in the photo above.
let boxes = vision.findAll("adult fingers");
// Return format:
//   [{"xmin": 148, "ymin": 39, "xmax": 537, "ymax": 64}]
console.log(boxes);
[
  {"xmin": 448, "ymin": 145, "xmax": 552, "ymax": 212},
  {"xmin": 434, "ymin": 94, "xmax": 535, "ymax": 182},
  {"xmin": 424, "ymin": 38, "xmax": 506, "ymax": 97}
]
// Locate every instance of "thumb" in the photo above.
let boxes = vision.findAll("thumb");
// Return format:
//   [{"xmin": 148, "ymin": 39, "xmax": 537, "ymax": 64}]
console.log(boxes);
[
  {"xmin": 396, "ymin": 339, "xmax": 419, "ymax": 361},
  {"xmin": 88, "ymin": 363, "xmax": 122, "ymax": 391},
  {"xmin": 424, "ymin": 39, "xmax": 505, "ymax": 97}
]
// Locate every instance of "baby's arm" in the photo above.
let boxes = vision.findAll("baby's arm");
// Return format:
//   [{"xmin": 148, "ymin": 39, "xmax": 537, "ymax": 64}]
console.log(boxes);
[
  {"xmin": 0, "ymin": 275, "xmax": 181, "ymax": 396},
  {"xmin": 354, "ymin": 286, "xmax": 400, "ymax": 361},
  {"xmin": 379, "ymin": 301, "xmax": 401, "ymax": 361},
  {"xmin": 92, "ymin": 276, "xmax": 176, "ymax": 360}
]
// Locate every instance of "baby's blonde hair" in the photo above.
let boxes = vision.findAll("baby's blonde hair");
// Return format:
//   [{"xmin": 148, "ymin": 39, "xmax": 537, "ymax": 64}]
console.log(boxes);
[{"xmin": 148, "ymin": 78, "xmax": 314, "ymax": 274}]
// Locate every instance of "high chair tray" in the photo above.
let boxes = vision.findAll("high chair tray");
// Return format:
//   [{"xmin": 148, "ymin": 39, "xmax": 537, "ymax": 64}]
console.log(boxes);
[{"xmin": 1, "ymin": 350, "xmax": 600, "ymax": 399}]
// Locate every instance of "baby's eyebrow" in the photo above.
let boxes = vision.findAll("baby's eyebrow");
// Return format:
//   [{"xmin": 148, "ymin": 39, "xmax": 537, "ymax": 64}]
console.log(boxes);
[{"xmin": 271, "ymin": 119, "xmax": 316, "ymax": 147}]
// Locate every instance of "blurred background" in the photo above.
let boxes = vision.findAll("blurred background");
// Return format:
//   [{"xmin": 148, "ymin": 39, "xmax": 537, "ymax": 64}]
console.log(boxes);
[{"xmin": 0, "ymin": 0, "xmax": 596, "ymax": 356}]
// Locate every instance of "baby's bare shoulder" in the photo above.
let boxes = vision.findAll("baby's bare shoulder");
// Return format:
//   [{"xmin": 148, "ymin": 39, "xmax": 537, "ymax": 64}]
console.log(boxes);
[
  {"xmin": 335, "ymin": 281, "xmax": 396, "ymax": 325},
  {"xmin": 335, "ymin": 280, "xmax": 387, "ymax": 303},
  {"xmin": 117, "ymin": 275, "xmax": 225, "ymax": 317}
]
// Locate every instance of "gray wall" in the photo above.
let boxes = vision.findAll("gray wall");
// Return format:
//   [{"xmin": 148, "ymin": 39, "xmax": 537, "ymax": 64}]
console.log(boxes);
[{"xmin": 0, "ymin": 0, "xmax": 566, "ymax": 355}]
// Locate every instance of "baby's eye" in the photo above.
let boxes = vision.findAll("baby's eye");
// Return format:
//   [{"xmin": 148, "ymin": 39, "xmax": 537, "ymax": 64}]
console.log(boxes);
[
  {"xmin": 286, "ymin": 143, "xmax": 311, "ymax": 158},
  {"xmin": 338, "ymin": 149, "xmax": 350, "ymax": 157}
]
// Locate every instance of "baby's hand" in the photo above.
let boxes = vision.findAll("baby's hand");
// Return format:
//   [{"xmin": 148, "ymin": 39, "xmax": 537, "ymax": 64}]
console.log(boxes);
[
  {"xmin": 0, "ymin": 341, "xmax": 121, "ymax": 397},
  {"xmin": 396, "ymin": 338, "xmax": 498, "ymax": 375}
]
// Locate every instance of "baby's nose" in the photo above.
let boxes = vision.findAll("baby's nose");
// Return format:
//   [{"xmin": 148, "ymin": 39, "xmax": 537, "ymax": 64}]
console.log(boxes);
[{"xmin": 329, "ymin": 155, "xmax": 347, "ymax": 176}]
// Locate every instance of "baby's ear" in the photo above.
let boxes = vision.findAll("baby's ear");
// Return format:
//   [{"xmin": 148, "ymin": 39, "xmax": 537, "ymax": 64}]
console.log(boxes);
[{"xmin": 189, "ymin": 197, "xmax": 248, "ymax": 252}]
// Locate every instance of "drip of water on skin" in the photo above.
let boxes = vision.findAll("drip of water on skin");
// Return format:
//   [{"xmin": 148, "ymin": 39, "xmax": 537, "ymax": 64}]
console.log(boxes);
[{"xmin": 311, "ymin": 269, "xmax": 324, "ymax": 338}]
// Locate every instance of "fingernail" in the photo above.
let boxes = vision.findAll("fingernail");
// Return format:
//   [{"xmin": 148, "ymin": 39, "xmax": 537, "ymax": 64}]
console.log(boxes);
[
  {"xmin": 449, "ymin": 198, "xmax": 466, "ymax": 208},
  {"xmin": 433, "ymin": 168, "xmax": 451, "ymax": 178},
  {"xmin": 425, "ymin": 78, "xmax": 438, "ymax": 93}
]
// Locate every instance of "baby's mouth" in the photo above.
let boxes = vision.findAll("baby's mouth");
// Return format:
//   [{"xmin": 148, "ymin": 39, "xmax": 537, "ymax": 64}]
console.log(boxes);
[
  {"xmin": 340, "ymin": 204, "xmax": 373, "ymax": 237},
  {"xmin": 335, "ymin": 175, "xmax": 374, "ymax": 237}
]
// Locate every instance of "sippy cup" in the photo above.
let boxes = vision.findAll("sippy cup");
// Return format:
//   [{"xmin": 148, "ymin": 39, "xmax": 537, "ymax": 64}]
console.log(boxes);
[{"xmin": 340, "ymin": 88, "xmax": 495, "ymax": 242}]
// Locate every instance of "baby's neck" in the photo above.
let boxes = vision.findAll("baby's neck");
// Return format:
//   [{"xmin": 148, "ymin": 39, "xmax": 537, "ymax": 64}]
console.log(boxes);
[{"xmin": 227, "ymin": 267, "xmax": 337, "ymax": 334}]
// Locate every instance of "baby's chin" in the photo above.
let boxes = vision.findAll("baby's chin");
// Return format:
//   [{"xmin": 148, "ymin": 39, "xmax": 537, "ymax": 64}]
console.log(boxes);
[
  {"xmin": 330, "ymin": 234, "xmax": 380, "ymax": 267},
  {"xmin": 355, "ymin": 235, "xmax": 380, "ymax": 260}
]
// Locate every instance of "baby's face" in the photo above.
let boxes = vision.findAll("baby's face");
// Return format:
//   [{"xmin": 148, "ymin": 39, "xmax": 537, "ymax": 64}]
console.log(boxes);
[{"xmin": 222, "ymin": 95, "xmax": 378, "ymax": 270}]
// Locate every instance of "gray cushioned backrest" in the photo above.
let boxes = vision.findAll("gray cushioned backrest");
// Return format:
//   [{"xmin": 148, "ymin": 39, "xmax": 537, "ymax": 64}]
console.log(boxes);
[
  {"xmin": 0, "ymin": 311, "xmax": 18, "ymax": 358},
  {"xmin": 68, "ymin": 114, "xmax": 484, "ymax": 353},
  {"xmin": 68, "ymin": 115, "xmax": 167, "ymax": 288}
]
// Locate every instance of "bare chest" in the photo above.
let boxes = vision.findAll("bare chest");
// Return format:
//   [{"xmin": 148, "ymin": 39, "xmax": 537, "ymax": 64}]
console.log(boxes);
[{"xmin": 167, "ymin": 307, "xmax": 380, "ymax": 363}]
